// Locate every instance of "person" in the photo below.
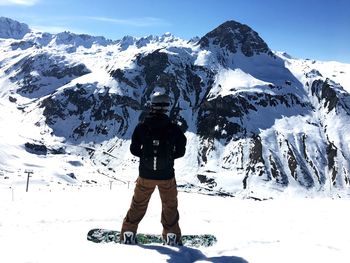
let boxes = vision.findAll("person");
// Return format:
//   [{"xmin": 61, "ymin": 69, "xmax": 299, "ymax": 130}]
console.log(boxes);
[{"xmin": 120, "ymin": 91, "xmax": 187, "ymax": 245}]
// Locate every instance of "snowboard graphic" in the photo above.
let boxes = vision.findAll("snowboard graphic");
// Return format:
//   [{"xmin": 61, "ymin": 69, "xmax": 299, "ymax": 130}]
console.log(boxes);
[{"xmin": 87, "ymin": 228, "xmax": 217, "ymax": 247}]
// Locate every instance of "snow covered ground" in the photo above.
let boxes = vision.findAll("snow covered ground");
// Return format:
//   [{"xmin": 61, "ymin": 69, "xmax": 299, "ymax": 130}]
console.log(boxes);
[{"xmin": 1, "ymin": 182, "xmax": 350, "ymax": 263}]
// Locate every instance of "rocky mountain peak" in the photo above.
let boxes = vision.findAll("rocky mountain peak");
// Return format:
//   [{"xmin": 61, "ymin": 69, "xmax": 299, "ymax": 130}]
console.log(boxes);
[
  {"xmin": 0, "ymin": 16, "xmax": 31, "ymax": 39},
  {"xmin": 199, "ymin": 20, "xmax": 270, "ymax": 57}
]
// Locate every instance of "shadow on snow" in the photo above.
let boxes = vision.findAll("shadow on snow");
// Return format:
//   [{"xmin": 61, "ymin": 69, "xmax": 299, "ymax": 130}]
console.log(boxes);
[{"xmin": 139, "ymin": 244, "xmax": 249, "ymax": 263}]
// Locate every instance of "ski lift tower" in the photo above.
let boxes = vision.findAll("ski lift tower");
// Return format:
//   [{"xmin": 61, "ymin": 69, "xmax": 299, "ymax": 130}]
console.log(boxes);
[{"xmin": 24, "ymin": 169, "xmax": 34, "ymax": 192}]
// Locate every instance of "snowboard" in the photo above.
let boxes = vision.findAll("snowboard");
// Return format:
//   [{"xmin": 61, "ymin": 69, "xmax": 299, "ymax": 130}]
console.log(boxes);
[{"xmin": 87, "ymin": 228, "xmax": 217, "ymax": 247}]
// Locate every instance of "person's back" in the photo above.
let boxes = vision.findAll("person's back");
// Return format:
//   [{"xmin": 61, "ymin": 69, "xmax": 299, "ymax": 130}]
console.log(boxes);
[
  {"xmin": 130, "ymin": 112, "xmax": 186, "ymax": 180},
  {"xmin": 121, "ymin": 92, "xmax": 187, "ymax": 245}
]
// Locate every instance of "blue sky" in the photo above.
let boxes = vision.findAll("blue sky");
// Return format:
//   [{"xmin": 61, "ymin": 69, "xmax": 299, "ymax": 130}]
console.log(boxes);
[{"xmin": 1, "ymin": 0, "xmax": 349, "ymax": 63}]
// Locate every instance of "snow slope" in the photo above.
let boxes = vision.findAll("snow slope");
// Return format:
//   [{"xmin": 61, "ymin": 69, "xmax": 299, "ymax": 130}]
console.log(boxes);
[
  {"xmin": 278, "ymin": 52, "xmax": 350, "ymax": 93},
  {"xmin": 0, "ymin": 184, "xmax": 349, "ymax": 263}
]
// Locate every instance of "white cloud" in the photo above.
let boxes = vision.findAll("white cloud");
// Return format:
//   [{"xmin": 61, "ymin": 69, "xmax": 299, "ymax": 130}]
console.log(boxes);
[
  {"xmin": 87, "ymin": 16, "xmax": 170, "ymax": 27},
  {"xmin": 0, "ymin": 0, "xmax": 39, "ymax": 6}
]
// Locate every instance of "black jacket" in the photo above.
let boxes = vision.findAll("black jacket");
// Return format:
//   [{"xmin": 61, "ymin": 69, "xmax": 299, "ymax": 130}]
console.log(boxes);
[{"xmin": 130, "ymin": 113, "xmax": 187, "ymax": 180}]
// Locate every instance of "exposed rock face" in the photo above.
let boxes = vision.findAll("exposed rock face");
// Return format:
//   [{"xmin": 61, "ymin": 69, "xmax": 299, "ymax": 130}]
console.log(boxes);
[
  {"xmin": 199, "ymin": 20, "xmax": 271, "ymax": 57},
  {"xmin": 40, "ymin": 84, "xmax": 141, "ymax": 141},
  {"xmin": 311, "ymin": 79, "xmax": 350, "ymax": 115},
  {"xmin": 6, "ymin": 53, "xmax": 91, "ymax": 98}
]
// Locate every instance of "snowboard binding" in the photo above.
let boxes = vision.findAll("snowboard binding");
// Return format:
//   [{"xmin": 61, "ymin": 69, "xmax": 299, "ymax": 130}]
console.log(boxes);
[
  {"xmin": 122, "ymin": 231, "xmax": 137, "ymax": 245},
  {"xmin": 165, "ymin": 233, "xmax": 182, "ymax": 246}
]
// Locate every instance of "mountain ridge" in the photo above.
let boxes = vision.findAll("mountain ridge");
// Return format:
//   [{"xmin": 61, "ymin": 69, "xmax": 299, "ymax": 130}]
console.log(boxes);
[{"xmin": 1, "ymin": 17, "xmax": 350, "ymax": 197}]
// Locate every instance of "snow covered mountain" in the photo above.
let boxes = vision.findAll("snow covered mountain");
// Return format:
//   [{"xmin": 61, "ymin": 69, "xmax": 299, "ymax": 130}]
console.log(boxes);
[
  {"xmin": 0, "ymin": 17, "xmax": 30, "ymax": 39},
  {"xmin": 1, "ymin": 16, "xmax": 350, "ymax": 197}
]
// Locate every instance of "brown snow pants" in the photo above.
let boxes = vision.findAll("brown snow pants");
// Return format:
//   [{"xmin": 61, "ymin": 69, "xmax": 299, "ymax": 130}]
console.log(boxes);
[{"xmin": 121, "ymin": 176, "xmax": 181, "ymax": 241}]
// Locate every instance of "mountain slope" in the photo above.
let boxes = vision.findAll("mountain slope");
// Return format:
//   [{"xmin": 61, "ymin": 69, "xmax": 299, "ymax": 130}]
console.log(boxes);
[{"xmin": 1, "ymin": 17, "xmax": 350, "ymax": 196}]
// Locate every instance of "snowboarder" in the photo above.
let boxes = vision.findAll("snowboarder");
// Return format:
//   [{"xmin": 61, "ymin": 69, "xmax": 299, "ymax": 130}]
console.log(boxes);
[{"xmin": 121, "ymin": 92, "xmax": 187, "ymax": 245}]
